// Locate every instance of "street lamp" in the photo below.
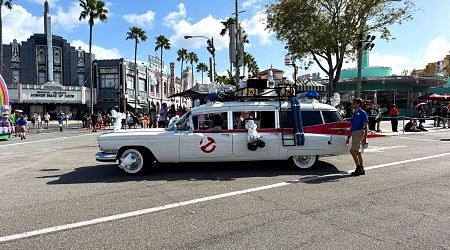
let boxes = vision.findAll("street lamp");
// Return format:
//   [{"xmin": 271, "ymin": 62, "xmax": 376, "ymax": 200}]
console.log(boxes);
[
  {"xmin": 184, "ymin": 35, "xmax": 216, "ymax": 82},
  {"xmin": 356, "ymin": 34, "xmax": 375, "ymax": 98}
]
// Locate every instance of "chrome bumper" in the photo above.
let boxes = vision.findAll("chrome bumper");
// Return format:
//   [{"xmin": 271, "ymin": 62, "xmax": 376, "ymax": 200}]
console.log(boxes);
[{"xmin": 95, "ymin": 152, "xmax": 117, "ymax": 162}]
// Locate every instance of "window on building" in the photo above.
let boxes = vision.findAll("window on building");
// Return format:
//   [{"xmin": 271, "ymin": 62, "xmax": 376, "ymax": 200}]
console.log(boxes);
[
  {"xmin": 101, "ymin": 74, "xmax": 119, "ymax": 88},
  {"xmin": 163, "ymin": 82, "xmax": 167, "ymax": 95},
  {"xmin": 12, "ymin": 70, "xmax": 19, "ymax": 84},
  {"xmin": 139, "ymin": 78, "xmax": 146, "ymax": 92},
  {"xmin": 126, "ymin": 75, "xmax": 135, "ymax": 89},
  {"xmin": 78, "ymin": 74, "xmax": 85, "ymax": 86},
  {"xmin": 156, "ymin": 81, "xmax": 160, "ymax": 94},
  {"xmin": 377, "ymin": 91, "xmax": 394, "ymax": 110},
  {"xmin": 395, "ymin": 91, "xmax": 409, "ymax": 109},
  {"xmin": 54, "ymin": 72, "xmax": 61, "ymax": 84},
  {"xmin": 38, "ymin": 72, "xmax": 46, "ymax": 84}
]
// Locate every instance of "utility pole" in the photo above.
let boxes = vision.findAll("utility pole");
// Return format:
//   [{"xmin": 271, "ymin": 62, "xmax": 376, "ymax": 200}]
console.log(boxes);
[{"xmin": 234, "ymin": 0, "xmax": 240, "ymax": 88}]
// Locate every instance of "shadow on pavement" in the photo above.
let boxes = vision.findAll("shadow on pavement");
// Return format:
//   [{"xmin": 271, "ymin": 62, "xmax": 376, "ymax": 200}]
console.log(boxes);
[{"xmin": 44, "ymin": 159, "xmax": 346, "ymax": 185}]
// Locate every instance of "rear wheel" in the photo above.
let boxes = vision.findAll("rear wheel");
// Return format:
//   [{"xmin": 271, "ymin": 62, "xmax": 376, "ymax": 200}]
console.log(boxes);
[
  {"xmin": 290, "ymin": 155, "xmax": 317, "ymax": 169},
  {"xmin": 119, "ymin": 148, "xmax": 147, "ymax": 175}
]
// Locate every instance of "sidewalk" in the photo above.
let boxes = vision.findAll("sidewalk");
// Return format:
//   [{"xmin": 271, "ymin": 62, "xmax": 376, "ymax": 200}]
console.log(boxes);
[
  {"xmin": 368, "ymin": 118, "xmax": 446, "ymax": 138},
  {"xmin": 24, "ymin": 120, "xmax": 88, "ymax": 134}
]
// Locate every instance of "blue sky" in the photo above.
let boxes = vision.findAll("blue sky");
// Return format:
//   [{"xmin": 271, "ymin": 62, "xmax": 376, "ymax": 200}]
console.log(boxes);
[{"xmin": 3, "ymin": 0, "xmax": 450, "ymax": 83}]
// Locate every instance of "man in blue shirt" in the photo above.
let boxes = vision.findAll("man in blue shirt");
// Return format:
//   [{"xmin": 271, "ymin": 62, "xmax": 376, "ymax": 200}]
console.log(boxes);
[
  {"xmin": 58, "ymin": 112, "xmax": 65, "ymax": 132},
  {"xmin": 346, "ymin": 98, "xmax": 369, "ymax": 176}
]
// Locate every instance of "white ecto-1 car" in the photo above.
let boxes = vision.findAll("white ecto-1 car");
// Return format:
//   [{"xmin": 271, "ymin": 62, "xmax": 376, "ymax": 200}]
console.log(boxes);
[{"xmin": 95, "ymin": 97, "xmax": 351, "ymax": 175}]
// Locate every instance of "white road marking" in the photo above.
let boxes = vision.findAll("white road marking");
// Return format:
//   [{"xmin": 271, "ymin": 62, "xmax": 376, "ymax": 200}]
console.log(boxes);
[
  {"xmin": 363, "ymin": 145, "xmax": 406, "ymax": 152},
  {"xmin": 0, "ymin": 133, "xmax": 97, "ymax": 148},
  {"xmin": 396, "ymin": 136, "xmax": 447, "ymax": 142},
  {"xmin": 1, "ymin": 152, "xmax": 450, "ymax": 243}
]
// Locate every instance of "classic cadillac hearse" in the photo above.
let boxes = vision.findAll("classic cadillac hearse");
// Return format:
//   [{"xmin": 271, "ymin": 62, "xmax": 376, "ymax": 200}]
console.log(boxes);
[{"xmin": 95, "ymin": 85, "xmax": 351, "ymax": 175}]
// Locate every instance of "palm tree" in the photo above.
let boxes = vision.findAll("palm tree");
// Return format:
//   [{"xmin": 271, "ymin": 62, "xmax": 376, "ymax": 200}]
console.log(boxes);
[
  {"xmin": 243, "ymin": 52, "xmax": 252, "ymax": 77},
  {"xmin": 0, "ymin": 0, "xmax": 15, "ymax": 75},
  {"xmin": 126, "ymin": 26, "xmax": 147, "ymax": 112},
  {"xmin": 220, "ymin": 17, "xmax": 236, "ymax": 36},
  {"xmin": 79, "ymin": 0, "xmax": 108, "ymax": 114},
  {"xmin": 247, "ymin": 58, "xmax": 260, "ymax": 77},
  {"xmin": 154, "ymin": 35, "xmax": 171, "ymax": 101},
  {"xmin": 176, "ymin": 48, "xmax": 188, "ymax": 90},
  {"xmin": 186, "ymin": 51, "xmax": 198, "ymax": 86},
  {"xmin": 196, "ymin": 62, "xmax": 209, "ymax": 84}
]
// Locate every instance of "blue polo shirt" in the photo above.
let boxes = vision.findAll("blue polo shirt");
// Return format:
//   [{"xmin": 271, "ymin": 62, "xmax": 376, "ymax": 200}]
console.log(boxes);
[{"xmin": 351, "ymin": 108, "xmax": 368, "ymax": 131}]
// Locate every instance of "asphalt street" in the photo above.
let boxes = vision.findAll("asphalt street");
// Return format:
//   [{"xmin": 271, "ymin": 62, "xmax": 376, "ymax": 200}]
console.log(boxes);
[{"xmin": 0, "ymin": 120, "xmax": 449, "ymax": 249}]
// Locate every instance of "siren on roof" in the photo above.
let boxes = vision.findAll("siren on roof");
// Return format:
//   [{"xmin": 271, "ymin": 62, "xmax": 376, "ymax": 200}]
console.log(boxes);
[{"xmin": 297, "ymin": 91, "xmax": 319, "ymax": 98}]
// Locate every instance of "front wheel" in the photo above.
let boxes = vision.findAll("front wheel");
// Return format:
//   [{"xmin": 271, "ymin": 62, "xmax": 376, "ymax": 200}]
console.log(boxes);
[
  {"xmin": 119, "ymin": 148, "xmax": 147, "ymax": 175},
  {"xmin": 290, "ymin": 155, "xmax": 317, "ymax": 169}
]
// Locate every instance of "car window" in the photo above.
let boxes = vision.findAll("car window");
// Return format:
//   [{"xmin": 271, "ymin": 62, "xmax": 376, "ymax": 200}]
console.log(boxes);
[
  {"xmin": 232, "ymin": 111, "xmax": 275, "ymax": 129},
  {"xmin": 192, "ymin": 112, "xmax": 228, "ymax": 131},
  {"xmin": 322, "ymin": 110, "xmax": 343, "ymax": 123},
  {"xmin": 173, "ymin": 111, "xmax": 191, "ymax": 131},
  {"xmin": 300, "ymin": 111, "xmax": 323, "ymax": 126}
]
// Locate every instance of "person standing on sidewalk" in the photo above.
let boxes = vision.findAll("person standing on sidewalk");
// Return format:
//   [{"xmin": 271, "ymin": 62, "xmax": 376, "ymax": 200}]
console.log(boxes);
[
  {"xmin": 389, "ymin": 104, "xmax": 399, "ymax": 132},
  {"xmin": 346, "ymin": 98, "xmax": 369, "ymax": 176}
]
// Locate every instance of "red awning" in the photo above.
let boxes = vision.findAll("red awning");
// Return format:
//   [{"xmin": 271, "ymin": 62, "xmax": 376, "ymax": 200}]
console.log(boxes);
[{"xmin": 418, "ymin": 93, "xmax": 450, "ymax": 100}]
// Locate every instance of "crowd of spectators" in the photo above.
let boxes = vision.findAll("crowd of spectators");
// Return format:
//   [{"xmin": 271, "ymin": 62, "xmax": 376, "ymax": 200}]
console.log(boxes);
[{"xmin": 81, "ymin": 103, "xmax": 190, "ymax": 131}]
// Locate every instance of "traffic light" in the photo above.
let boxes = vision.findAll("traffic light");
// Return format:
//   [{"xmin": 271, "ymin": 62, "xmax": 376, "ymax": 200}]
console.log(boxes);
[{"xmin": 207, "ymin": 38, "xmax": 215, "ymax": 56}]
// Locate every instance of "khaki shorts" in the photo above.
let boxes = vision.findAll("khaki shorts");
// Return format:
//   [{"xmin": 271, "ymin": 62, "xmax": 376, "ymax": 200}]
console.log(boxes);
[
  {"xmin": 351, "ymin": 130, "xmax": 364, "ymax": 152},
  {"xmin": 18, "ymin": 125, "xmax": 26, "ymax": 133}
]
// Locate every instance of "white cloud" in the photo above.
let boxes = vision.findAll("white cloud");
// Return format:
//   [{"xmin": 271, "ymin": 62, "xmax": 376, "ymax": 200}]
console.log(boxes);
[
  {"xmin": 242, "ymin": 0, "xmax": 263, "ymax": 9},
  {"xmin": 169, "ymin": 15, "xmax": 227, "ymax": 51},
  {"xmin": 240, "ymin": 11, "xmax": 272, "ymax": 46},
  {"xmin": 71, "ymin": 40, "xmax": 122, "ymax": 60},
  {"xmin": 370, "ymin": 53, "xmax": 411, "ymax": 75},
  {"xmin": 123, "ymin": 10, "xmax": 156, "ymax": 28},
  {"xmin": 26, "ymin": 0, "xmax": 59, "ymax": 5},
  {"xmin": 163, "ymin": 3, "xmax": 186, "ymax": 27},
  {"xmin": 368, "ymin": 37, "xmax": 450, "ymax": 75},
  {"xmin": 52, "ymin": 2, "xmax": 83, "ymax": 31},
  {"xmin": 2, "ymin": 5, "xmax": 42, "ymax": 43},
  {"xmin": 423, "ymin": 37, "xmax": 450, "ymax": 63}
]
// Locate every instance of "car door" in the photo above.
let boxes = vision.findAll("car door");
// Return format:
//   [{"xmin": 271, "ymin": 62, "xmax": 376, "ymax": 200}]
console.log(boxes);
[
  {"xmin": 179, "ymin": 109, "xmax": 233, "ymax": 161},
  {"xmin": 231, "ymin": 106, "xmax": 281, "ymax": 160}
]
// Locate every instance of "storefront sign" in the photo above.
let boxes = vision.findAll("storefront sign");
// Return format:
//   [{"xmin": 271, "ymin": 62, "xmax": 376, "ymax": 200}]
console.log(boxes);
[{"xmin": 22, "ymin": 89, "xmax": 82, "ymax": 103}]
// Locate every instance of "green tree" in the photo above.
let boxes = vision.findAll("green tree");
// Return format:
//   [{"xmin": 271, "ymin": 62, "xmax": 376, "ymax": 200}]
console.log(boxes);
[
  {"xmin": 126, "ymin": 26, "xmax": 147, "ymax": 111},
  {"xmin": 215, "ymin": 70, "xmax": 235, "ymax": 86},
  {"xmin": 0, "ymin": 0, "xmax": 15, "ymax": 76},
  {"xmin": 265, "ymin": 0, "xmax": 416, "ymax": 98},
  {"xmin": 186, "ymin": 51, "xmax": 199, "ymax": 85},
  {"xmin": 196, "ymin": 62, "xmax": 209, "ymax": 84},
  {"xmin": 247, "ymin": 57, "xmax": 260, "ymax": 77},
  {"xmin": 154, "ymin": 35, "xmax": 171, "ymax": 98},
  {"xmin": 79, "ymin": 0, "xmax": 108, "ymax": 114},
  {"xmin": 176, "ymin": 48, "xmax": 189, "ymax": 90}
]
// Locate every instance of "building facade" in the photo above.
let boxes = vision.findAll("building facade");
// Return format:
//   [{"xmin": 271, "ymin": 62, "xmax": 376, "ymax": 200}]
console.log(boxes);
[
  {"xmin": 3, "ymin": 35, "xmax": 92, "ymax": 119},
  {"xmin": 93, "ymin": 57, "xmax": 183, "ymax": 114}
]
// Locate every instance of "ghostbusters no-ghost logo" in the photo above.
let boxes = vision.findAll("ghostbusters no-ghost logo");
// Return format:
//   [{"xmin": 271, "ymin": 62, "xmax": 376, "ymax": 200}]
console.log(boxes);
[{"xmin": 198, "ymin": 136, "xmax": 216, "ymax": 153}]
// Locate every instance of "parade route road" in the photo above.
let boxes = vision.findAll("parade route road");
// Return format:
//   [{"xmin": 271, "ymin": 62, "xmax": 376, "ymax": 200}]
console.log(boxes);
[{"xmin": 0, "ymin": 128, "xmax": 449, "ymax": 249}]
